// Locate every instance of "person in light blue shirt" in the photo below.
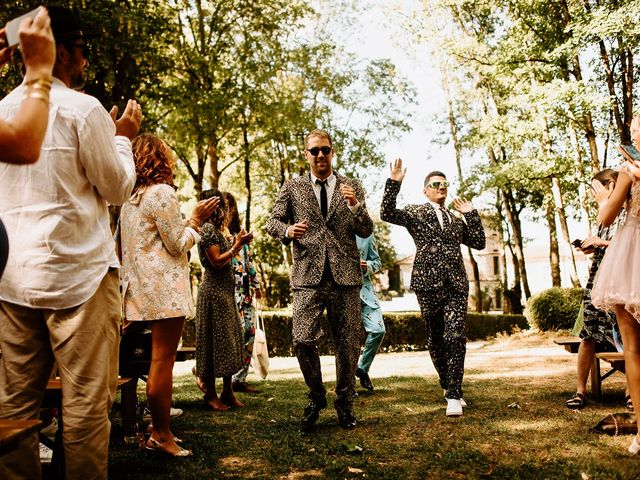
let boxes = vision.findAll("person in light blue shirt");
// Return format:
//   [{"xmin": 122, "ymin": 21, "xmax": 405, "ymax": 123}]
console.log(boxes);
[{"xmin": 355, "ymin": 234, "xmax": 386, "ymax": 391}]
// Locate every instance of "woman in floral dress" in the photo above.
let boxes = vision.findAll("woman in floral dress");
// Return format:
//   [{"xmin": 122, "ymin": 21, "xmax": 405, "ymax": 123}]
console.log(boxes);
[
  {"xmin": 120, "ymin": 134, "xmax": 218, "ymax": 456},
  {"xmin": 194, "ymin": 189, "xmax": 253, "ymax": 410}
]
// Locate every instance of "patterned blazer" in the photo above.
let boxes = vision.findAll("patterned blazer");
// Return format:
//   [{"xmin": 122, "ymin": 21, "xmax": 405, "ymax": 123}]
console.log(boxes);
[
  {"xmin": 266, "ymin": 172, "xmax": 373, "ymax": 288},
  {"xmin": 357, "ymin": 234, "xmax": 382, "ymax": 309},
  {"xmin": 380, "ymin": 179, "xmax": 486, "ymax": 293}
]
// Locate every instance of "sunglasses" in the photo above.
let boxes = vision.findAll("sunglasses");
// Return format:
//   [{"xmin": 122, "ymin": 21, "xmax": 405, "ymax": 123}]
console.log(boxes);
[
  {"xmin": 307, "ymin": 146, "xmax": 332, "ymax": 156},
  {"xmin": 67, "ymin": 41, "xmax": 90, "ymax": 58},
  {"xmin": 426, "ymin": 181, "xmax": 450, "ymax": 189}
]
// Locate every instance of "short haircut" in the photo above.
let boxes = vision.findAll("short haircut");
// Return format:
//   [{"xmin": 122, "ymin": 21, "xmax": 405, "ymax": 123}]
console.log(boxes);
[
  {"xmin": 304, "ymin": 129, "xmax": 332, "ymax": 148},
  {"xmin": 592, "ymin": 168, "xmax": 618, "ymax": 186},
  {"xmin": 424, "ymin": 171, "xmax": 447, "ymax": 188}
]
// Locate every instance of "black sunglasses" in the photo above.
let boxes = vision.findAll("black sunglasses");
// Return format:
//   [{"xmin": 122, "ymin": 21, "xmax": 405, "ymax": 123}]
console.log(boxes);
[
  {"xmin": 66, "ymin": 41, "xmax": 90, "ymax": 58},
  {"xmin": 307, "ymin": 146, "xmax": 332, "ymax": 156}
]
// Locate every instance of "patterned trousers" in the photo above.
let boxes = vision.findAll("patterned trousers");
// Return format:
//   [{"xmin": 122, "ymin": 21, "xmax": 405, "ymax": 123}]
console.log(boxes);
[
  {"xmin": 292, "ymin": 277, "xmax": 361, "ymax": 408},
  {"xmin": 416, "ymin": 286, "xmax": 468, "ymax": 400}
]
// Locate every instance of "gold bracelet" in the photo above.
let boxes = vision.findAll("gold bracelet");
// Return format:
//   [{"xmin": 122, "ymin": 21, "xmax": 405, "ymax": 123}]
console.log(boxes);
[
  {"xmin": 22, "ymin": 91, "xmax": 49, "ymax": 104},
  {"xmin": 24, "ymin": 77, "xmax": 53, "ymax": 89}
]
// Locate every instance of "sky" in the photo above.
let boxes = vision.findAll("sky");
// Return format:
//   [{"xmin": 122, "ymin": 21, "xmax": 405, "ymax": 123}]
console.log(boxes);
[{"xmin": 324, "ymin": 0, "xmax": 593, "ymax": 290}]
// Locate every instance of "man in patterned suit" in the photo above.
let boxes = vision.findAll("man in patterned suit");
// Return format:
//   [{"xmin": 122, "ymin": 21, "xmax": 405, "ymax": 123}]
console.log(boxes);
[
  {"xmin": 381, "ymin": 158, "xmax": 485, "ymax": 417},
  {"xmin": 266, "ymin": 129, "xmax": 373, "ymax": 430}
]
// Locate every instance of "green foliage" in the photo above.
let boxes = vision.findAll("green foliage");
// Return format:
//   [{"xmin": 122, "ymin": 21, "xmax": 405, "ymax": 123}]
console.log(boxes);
[
  {"xmin": 524, "ymin": 287, "xmax": 583, "ymax": 331},
  {"xmin": 254, "ymin": 311, "xmax": 528, "ymax": 355}
]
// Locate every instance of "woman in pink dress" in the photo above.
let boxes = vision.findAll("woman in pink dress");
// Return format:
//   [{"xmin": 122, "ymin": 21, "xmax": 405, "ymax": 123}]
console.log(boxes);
[{"xmin": 591, "ymin": 115, "xmax": 640, "ymax": 455}]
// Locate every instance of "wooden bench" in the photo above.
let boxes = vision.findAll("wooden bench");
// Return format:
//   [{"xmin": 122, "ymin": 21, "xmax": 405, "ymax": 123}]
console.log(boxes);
[
  {"xmin": 0, "ymin": 419, "xmax": 42, "ymax": 457},
  {"xmin": 555, "ymin": 337, "xmax": 627, "ymax": 399},
  {"xmin": 42, "ymin": 377, "xmax": 136, "ymax": 477},
  {"xmin": 593, "ymin": 352, "xmax": 626, "ymax": 399},
  {"xmin": 553, "ymin": 338, "xmax": 581, "ymax": 354}
]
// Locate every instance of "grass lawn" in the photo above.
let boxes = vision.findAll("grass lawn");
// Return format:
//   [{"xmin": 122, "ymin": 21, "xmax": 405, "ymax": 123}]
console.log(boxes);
[{"xmin": 107, "ymin": 333, "xmax": 639, "ymax": 479}]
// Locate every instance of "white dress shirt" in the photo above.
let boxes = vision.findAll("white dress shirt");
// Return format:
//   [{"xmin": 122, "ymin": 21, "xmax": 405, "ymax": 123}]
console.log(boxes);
[
  {"xmin": 0, "ymin": 78, "xmax": 136, "ymax": 309},
  {"xmin": 428, "ymin": 200, "xmax": 451, "ymax": 229}
]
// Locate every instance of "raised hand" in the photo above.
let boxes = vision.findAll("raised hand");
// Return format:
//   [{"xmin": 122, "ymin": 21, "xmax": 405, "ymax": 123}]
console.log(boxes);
[
  {"xmin": 16, "ymin": 7, "xmax": 55, "ymax": 81},
  {"xmin": 452, "ymin": 198, "xmax": 473, "ymax": 213},
  {"xmin": 109, "ymin": 99, "xmax": 143, "ymax": 140},
  {"xmin": 235, "ymin": 229, "xmax": 254, "ymax": 246},
  {"xmin": 287, "ymin": 219, "xmax": 308, "ymax": 239},
  {"xmin": 389, "ymin": 158, "xmax": 406, "ymax": 182},
  {"xmin": 339, "ymin": 183, "xmax": 357, "ymax": 206},
  {"xmin": 190, "ymin": 196, "xmax": 220, "ymax": 227}
]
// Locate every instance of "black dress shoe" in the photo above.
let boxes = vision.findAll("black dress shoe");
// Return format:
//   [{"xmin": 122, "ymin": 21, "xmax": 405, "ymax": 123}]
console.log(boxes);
[
  {"xmin": 355, "ymin": 368, "xmax": 374, "ymax": 391},
  {"xmin": 336, "ymin": 405, "xmax": 357, "ymax": 429},
  {"xmin": 300, "ymin": 395, "xmax": 327, "ymax": 431}
]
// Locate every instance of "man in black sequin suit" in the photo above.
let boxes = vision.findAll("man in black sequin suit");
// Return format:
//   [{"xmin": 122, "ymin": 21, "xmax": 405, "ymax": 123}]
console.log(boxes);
[{"xmin": 381, "ymin": 158, "xmax": 485, "ymax": 417}]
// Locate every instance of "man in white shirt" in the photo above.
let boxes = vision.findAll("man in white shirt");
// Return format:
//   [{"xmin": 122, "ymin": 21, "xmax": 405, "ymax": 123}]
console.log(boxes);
[
  {"xmin": 381, "ymin": 161, "xmax": 486, "ymax": 418},
  {"xmin": 0, "ymin": 7, "xmax": 141, "ymax": 479}
]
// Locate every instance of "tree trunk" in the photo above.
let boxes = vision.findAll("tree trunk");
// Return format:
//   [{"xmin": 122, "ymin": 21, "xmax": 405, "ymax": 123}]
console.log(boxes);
[
  {"xmin": 242, "ymin": 123, "xmax": 252, "ymax": 231},
  {"xmin": 208, "ymin": 139, "xmax": 220, "ymax": 189},
  {"xmin": 550, "ymin": 175, "xmax": 581, "ymax": 287},
  {"xmin": 545, "ymin": 199, "xmax": 561, "ymax": 287}
]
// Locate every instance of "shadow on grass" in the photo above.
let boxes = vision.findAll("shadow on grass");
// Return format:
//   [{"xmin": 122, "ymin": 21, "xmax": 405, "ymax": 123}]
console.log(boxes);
[{"xmin": 108, "ymin": 365, "xmax": 638, "ymax": 480}]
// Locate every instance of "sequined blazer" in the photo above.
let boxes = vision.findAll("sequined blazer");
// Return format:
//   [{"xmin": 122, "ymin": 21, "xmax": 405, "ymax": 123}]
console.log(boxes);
[
  {"xmin": 266, "ymin": 172, "xmax": 373, "ymax": 288},
  {"xmin": 380, "ymin": 178, "xmax": 486, "ymax": 293}
]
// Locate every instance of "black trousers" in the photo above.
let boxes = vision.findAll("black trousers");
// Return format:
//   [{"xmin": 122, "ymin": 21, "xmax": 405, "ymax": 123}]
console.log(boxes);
[{"xmin": 416, "ymin": 285, "xmax": 468, "ymax": 399}]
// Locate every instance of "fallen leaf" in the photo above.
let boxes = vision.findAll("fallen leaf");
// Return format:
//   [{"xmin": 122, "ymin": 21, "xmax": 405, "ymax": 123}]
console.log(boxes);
[
  {"xmin": 405, "ymin": 406, "xmax": 414, "ymax": 412},
  {"xmin": 267, "ymin": 397, "xmax": 275, "ymax": 402},
  {"xmin": 435, "ymin": 453, "xmax": 443, "ymax": 459},
  {"xmin": 342, "ymin": 443, "xmax": 363, "ymax": 454},
  {"xmin": 348, "ymin": 467, "xmax": 364, "ymax": 474},
  {"xmin": 581, "ymin": 473, "xmax": 591, "ymax": 480},
  {"xmin": 308, "ymin": 448, "xmax": 316, "ymax": 453},
  {"xmin": 507, "ymin": 402, "xmax": 521, "ymax": 409},
  {"xmin": 269, "ymin": 419, "xmax": 276, "ymax": 423}
]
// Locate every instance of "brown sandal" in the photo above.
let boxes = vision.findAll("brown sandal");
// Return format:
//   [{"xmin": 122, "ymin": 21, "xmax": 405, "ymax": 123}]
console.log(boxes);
[
  {"xmin": 626, "ymin": 395, "xmax": 635, "ymax": 413},
  {"xmin": 566, "ymin": 392, "xmax": 587, "ymax": 409}
]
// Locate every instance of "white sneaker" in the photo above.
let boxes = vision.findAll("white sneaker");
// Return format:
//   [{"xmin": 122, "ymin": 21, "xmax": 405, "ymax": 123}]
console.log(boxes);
[
  {"xmin": 443, "ymin": 390, "xmax": 467, "ymax": 408},
  {"xmin": 144, "ymin": 407, "xmax": 183, "ymax": 422},
  {"xmin": 446, "ymin": 398, "xmax": 463, "ymax": 417}
]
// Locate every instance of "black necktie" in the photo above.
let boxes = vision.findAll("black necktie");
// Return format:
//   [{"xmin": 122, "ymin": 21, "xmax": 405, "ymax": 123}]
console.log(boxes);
[
  {"xmin": 440, "ymin": 207, "xmax": 450, "ymax": 229},
  {"xmin": 316, "ymin": 179, "xmax": 328, "ymax": 218}
]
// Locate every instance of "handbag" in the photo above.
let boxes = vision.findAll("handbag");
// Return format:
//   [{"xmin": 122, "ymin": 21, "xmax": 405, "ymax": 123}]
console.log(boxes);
[
  {"xmin": 590, "ymin": 412, "xmax": 637, "ymax": 436},
  {"xmin": 251, "ymin": 306, "xmax": 269, "ymax": 379}
]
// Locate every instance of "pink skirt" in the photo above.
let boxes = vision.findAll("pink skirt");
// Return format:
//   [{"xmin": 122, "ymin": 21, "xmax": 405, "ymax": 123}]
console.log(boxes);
[{"xmin": 591, "ymin": 217, "xmax": 640, "ymax": 321}]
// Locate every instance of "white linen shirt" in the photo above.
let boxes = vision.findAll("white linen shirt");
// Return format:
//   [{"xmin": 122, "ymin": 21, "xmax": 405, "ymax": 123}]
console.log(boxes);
[{"xmin": 0, "ymin": 78, "xmax": 136, "ymax": 309}]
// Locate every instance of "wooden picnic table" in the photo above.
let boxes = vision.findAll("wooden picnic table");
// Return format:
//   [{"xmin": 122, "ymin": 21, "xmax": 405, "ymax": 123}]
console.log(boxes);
[
  {"xmin": 554, "ymin": 337, "xmax": 625, "ymax": 398},
  {"xmin": 0, "ymin": 419, "xmax": 42, "ymax": 457}
]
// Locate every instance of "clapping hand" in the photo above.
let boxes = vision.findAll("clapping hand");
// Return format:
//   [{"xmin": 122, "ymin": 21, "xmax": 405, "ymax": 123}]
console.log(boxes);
[
  {"xmin": 287, "ymin": 219, "xmax": 308, "ymax": 239},
  {"xmin": 389, "ymin": 158, "xmax": 406, "ymax": 182},
  {"xmin": 340, "ymin": 183, "xmax": 357, "ymax": 206},
  {"xmin": 235, "ymin": 229, "xmax": 254, "ymax": 246},
  {"xmin": 190, "ymin": 196, "xmax": 220, "ymax": 227},
  {"xmin": 452, "ymin": 198, "xmax": 473, "ymax": 213},
  {"xmin": 110, "ymin": 99, "xmax": 143, "ymax": 140}
]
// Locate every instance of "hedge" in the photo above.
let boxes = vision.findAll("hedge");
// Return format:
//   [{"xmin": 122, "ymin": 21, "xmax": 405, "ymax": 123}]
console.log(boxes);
[
  {"xmin": 180, "ymin": 311, "xmax": 528, "ymax": 356},
  {"xmin": 524, "ymin": 287, "xmax": 583, "ymax": 331}
]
